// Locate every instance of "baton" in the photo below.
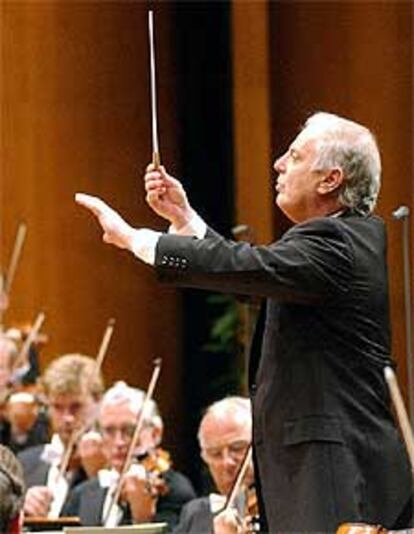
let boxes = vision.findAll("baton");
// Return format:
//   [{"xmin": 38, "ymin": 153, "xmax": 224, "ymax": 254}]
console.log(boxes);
[{"xmin": 148, "ymin": 10, "xmax": 161, "ymax": 168}]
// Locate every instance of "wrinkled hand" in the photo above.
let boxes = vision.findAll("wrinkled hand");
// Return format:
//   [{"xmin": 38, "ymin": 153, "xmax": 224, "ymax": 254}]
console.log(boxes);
[
  {"xmin": 144, "ymin": 164, "xmax": 194, "ymax": 229},
  {"xmin": 75, "ymin": 194, "xmax": 135, "ymax": 251},
  {"xmin": 78, "ymin": 430, "xmax": 107, "ymax": 478},
  {"xmin": 213, "ymin": 508, "xmax": 243, "ymax": 534},
  {"xmin": 121, "ymin": 464, "xmax": 156, "ymax": 523},
  {"xmin": 23, "ymin": 486, "xmax": 53, "ymax": 517}
]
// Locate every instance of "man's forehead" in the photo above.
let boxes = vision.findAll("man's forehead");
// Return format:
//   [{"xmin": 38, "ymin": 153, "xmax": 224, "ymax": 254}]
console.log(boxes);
[
  {"xmin": 100, "ymin": 401, "xmax": 138, "ymax": 418},
  {"xmin": 290, "ymin": 126, "xmax": 320, "ymax": 150},
  {"xmin": 202, "ymin": 415, "xmax": 250, "ymax": 443},
  {"xmin": 49, "ymin": 391, "xmax": 89, "ymax": 402}
]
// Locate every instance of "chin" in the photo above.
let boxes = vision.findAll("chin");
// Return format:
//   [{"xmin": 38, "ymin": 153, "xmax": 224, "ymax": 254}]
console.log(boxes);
[{"xmin": 276, "ymin": 200, "xmax": 294, "ymax": 222}]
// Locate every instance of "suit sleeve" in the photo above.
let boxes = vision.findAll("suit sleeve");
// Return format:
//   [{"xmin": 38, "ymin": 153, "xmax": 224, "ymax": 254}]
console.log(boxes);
[{"xmin": 155, "ymin": 217, "xmax": 354, "ymax": 303}]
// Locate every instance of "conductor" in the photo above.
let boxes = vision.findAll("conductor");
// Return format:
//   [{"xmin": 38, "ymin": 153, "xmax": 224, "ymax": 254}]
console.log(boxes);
[{"xmin": 76, "ymin": 112, "xmax": 413, "ymax": 533}]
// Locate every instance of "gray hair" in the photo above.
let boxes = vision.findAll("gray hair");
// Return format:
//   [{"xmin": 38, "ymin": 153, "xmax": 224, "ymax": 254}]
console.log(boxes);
[
  {"xmin": 100, "ymin": 381, "xmax": 162, "ymax": 429},
  {"xmin": 198, "ymin": 396, "xmax": 252, "ymax": 449},
  {"xmin": 0, "ymin": 445, "xmax": 25, "ymax": 532},
  {"xmin": 305, "ymin": 112, "xmax": 381, "ymax": 215}
]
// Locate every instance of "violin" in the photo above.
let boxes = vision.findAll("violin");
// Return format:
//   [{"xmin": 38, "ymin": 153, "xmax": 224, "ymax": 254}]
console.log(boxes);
[
  {"xmin": 243, "ymin": 484, "xmax": 260, "ymax": 533},
  {"xmin": 134, "ymin": 446, "xmax": 172, "ymax": 497}
]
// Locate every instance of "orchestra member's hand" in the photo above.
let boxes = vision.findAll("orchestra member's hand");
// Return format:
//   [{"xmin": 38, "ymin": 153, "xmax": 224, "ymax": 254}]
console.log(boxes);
[
  {"xmin": 144, "ymin": 164, "xmax": 194, "ymax": 229},
  {"xmin": 75, "ymin": 194, "xmax": 135, "ymax": 251},
  {"xmin": 121, "ymin": 464, "xmax": 157, "ymax": 523},
  {"xmin": 213, "ymin": 508, "xmax": 242, "ymax": 534},
  {"xmin": 78, "ymin": 430, "xmax": 107, "ymax": 478},
  {"xmin": 23, "ymin": 486, "xmax": 53, "ymax": 517}
]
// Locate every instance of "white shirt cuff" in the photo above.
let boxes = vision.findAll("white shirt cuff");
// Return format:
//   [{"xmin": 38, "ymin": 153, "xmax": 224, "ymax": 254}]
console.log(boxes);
[
  {"xmin": 169, "ymin": 212, "xmax": 207, "ymax": 238},
  {"xmin": 130, "ymin": 228, "xmax": 162, "ymax": 265}
]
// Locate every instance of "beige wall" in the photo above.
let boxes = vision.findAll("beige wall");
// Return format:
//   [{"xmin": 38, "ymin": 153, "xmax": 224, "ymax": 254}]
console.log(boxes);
[{"xmin": 1, "ymin": 2, "xmax": 185, "ymax": 458}]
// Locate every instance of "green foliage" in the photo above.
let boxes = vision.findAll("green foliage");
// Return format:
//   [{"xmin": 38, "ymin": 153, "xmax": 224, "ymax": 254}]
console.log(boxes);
[{"xmin": 203, "ymin": 294, "xmax": 239, "ymax": 354}]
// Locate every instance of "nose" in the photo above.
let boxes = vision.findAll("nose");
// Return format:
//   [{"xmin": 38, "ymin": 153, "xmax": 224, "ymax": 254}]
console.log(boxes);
[
  {"xmin": 274, "ymin": 152, "xmax": 287, "ymax": 173},
  {"xmin": 221, "ymin": 448, "xmax": 238, "ymax": 467},
  {"xmin": 62, "ymin": 410, "xmax": 76, "ymax": 425},
  {"xmin": 113, "ymin": 430, "xmax": 129, "ymax": 447}
]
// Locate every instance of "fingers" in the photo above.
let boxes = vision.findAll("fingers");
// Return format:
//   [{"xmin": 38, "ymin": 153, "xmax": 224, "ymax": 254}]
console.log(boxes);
[
  {"xmin": 75, "ymin": 193, "xmax": 108, "ymax": 217},
  {"xmin": 144, "ymin": 166, "xmax": 181, "ymax": 193},
  {"xmin": 146, "ymin": 191, "xmax": 163, "ymax": 207},
  {"xmin": 24, "ymin": 486, "xmax": 52, "ymax": 517}
]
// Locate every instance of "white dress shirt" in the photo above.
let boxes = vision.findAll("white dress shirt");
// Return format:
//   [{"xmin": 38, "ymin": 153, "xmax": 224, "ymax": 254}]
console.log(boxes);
[{"xmin": 130, "ymin": 212, "xmax": 207, "ymax": 265}]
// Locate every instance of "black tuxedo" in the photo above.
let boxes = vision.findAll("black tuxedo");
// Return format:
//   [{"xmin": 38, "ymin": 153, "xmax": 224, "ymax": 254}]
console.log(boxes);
[
  {"xmin": 63, "ymin": 469, "xmax": 196, "ymax": 531},
  {"xmin": 155, "ymin": 213, "xmax": 413, "ymax": 533},
  {"xmin": 173, "ymin": 497, "xmax": 212, "ymax": 534}
]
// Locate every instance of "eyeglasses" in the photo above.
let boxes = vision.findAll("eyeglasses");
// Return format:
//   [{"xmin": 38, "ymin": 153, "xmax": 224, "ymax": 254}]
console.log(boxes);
[
  {"xmin": 202, "ymin": 439, "xmax": 249, "ymax": 464},
  {"xmin": 101, "ymin": 424, "xmax": 136, "ymax": 439}
]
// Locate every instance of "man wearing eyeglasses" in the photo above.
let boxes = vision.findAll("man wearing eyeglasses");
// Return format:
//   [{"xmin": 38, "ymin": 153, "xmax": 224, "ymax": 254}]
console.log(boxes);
[
  {"xmin": 63, "ymin": 381, "xmax": 195, "ymax": 530},
  {"xmin": 19, "ymin": 353, "xmax": 106, "ymax": 518},
  {"xmin": 174, "ymin": 397, "xmax": 253, "ymax": 534}
]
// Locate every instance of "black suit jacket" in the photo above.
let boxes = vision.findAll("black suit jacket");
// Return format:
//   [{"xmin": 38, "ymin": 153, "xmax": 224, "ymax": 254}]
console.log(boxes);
[
  {"xmin": 63, "ymin": 469, "xmax": 196, "ymax": 531},
  {"xmin": 155, "ymin": 214, "xmax": 413, "ymax": 533},
  {"xmin": 173, "ymin": 497, "xmax": 212, "ymax": 534}
]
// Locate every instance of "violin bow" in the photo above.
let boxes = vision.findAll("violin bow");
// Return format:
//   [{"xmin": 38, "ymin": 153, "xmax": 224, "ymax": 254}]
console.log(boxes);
[
  {"xmin": 148, "ymin": 10, "xmax": 161, "ymax": 169},
  {"xmin": 103, "ymin": 358, "xmax": 162, "ymax": 526},
  {"xmin": 56, "ymin": 317, "xmax": 116, "ymax": 482},
  {"xmin": 222, "ymin": 445, "xmax": 253, "ymax": 513},
  {"xmin": 384, "ymin": 366, "xmax": 414, "ymax": 474},
  {"xmin": 0, "ymin": 222, "xmax": 27, "ymax": 328},
  {"xmin": 12, "ymin": 311, "xmax": 45, "ymax": 379},
  {"xmin": 4, "ymin": 222, "xmax": 27, "ymax": 295},
  {"xmin": 94, "ymin": 317, "xmax": 116, "ymax": 375}
]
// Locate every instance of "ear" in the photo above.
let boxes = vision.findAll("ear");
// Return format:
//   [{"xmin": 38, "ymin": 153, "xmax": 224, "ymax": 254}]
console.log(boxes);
[
  {"xmin": 150, "ymin": 424, "xmax": 163, "ymax": 446},
  {"xmin": 317, "ymin": 168, "xmax": 344, "ymax": 196}
]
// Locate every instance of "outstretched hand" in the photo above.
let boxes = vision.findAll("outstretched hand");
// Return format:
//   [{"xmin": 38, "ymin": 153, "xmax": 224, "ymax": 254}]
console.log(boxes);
[
  {"xmin": 144, "ymin": 164, "xmax": 194, "ymax": 229},
  {"xmin": 75, "ymin": 193, "xmax": 135, "ymax": 251}
]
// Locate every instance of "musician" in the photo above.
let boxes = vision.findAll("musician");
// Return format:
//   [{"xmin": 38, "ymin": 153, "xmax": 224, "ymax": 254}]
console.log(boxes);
[
  {"xmin": 19, "ymin": 353, "xmax": 105, "ymax": 517},
  {"xmin": 0, "ymin": 445, "xmax": 25, "ymax": 534},
  {"xmin": 2, "ymin": 391, "xmax": 49, "ymax": 455},
  {"xmin": 174, "ymin": 397, "xmax": 252, "ymax": 534},
  {"xmin": 76, "ymin": 112, "xmax": 413, "ymax": 532},
  {"xmin": 63, "ymin": 381, "xmax": 196, "ymax": 530},
  {"xmin": 0, "ymin": 333, "xmax": 48, "ymax": 454}
]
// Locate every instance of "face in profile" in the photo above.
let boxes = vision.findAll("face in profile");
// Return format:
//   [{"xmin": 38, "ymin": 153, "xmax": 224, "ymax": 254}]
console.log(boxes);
[{"xmin": 273, "ymin": 127, "xmax": 325, "ymax": 223}]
